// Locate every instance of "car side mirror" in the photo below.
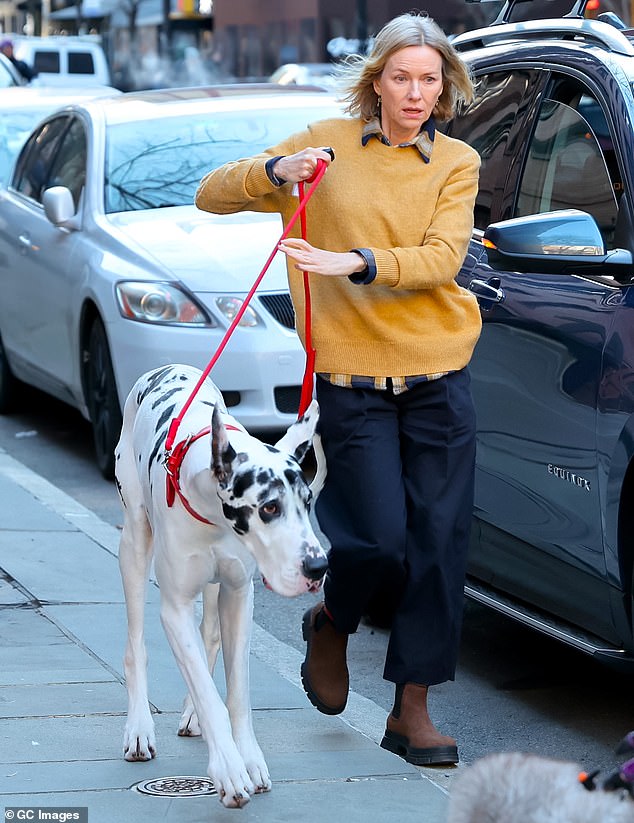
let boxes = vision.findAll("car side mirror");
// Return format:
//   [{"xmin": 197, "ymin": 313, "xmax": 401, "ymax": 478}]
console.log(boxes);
[
  {"xmin": 42, "ymin": 186, "xmax": 80, "ymax": 231},
  {"xmin": 483, "ymin": 209, "xmax": 633, "ymax": 282}
]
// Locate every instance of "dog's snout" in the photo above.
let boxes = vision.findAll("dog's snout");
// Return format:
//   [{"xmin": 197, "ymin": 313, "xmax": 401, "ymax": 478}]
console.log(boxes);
[{"xmin": 302, "ymin": 553, "xmax": 328, "ymax": 582}]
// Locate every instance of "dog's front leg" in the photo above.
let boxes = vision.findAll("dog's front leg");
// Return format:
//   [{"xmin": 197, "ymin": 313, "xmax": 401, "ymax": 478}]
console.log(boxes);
[
  {"xmin": 178, "ymin": 582, "xmax": 221, "ymax": 737},
  {"xmin": 218, "ymin": 578, "xmax": 271, "ymax": 794},
  {"xmin": 159, "ymin": 593, "xmax": 255, "ymax": 808},
  {"xmin": 118, "ymin": 512, "xmax": 156, "ymax": 762}
]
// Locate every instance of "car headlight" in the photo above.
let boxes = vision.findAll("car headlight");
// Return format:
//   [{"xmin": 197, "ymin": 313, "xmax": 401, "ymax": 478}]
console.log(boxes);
[
  {"xmin": 115, "ymin": 281, "xmax": 215, "ymax": 326},
  {"xmin": 214, "ymin": 296, "xmax": 261, "ymax": 328}
]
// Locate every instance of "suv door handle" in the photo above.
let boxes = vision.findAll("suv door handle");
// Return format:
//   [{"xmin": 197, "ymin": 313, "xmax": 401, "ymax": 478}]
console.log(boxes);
[{"xmin": 468, "ymin": 277, "xmax": 505, "ymax": 306}]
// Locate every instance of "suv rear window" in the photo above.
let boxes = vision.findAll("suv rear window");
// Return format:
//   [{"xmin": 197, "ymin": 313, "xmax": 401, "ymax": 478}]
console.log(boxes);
[
  {"xmin": 33, "ymin": 51, "xmax": 60, "ymax": 74},
  {"xmin": 68, "ymin": 52, "xmax": 95, "ymax": 75}
]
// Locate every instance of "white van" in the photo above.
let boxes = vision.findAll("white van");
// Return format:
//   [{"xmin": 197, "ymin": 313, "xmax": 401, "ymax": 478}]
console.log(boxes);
[{"xmin": 13, "ymin": 36, "xmax": 111, "ymax": 87}]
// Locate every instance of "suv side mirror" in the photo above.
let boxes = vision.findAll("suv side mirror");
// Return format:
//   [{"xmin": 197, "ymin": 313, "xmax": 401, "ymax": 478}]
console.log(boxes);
[
  {"xmin": 42, "ymin": 186, "xmax": 80, "ymax": 231},
  {"xmin": 483, "ymin": 209, "xmax": 633, "ymax": 282}
]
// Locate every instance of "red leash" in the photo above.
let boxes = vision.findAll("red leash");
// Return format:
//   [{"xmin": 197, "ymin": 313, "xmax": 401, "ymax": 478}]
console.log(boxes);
[
  {"xmin": 297, "ymin": 175, "xmax": 316, "ymax": 419},
  {"xmin": 164, "ymin": 158, "xmax": 329, "ymax": 510}
]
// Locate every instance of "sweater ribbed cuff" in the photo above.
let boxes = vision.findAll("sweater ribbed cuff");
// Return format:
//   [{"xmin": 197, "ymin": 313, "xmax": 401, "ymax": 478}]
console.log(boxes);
[
  {"xmin": 245, "ymin": 159, "xmax": 280, "ymax": 197},
  {"xmin": 371, "ymin": 248, "xmax": 400, "ymax": 287}
]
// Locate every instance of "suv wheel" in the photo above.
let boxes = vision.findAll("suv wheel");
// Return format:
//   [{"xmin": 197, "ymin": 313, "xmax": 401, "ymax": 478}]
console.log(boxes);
[{"xmin": 85, "ymin": 319, "xmax": 122, "ymax": 480}]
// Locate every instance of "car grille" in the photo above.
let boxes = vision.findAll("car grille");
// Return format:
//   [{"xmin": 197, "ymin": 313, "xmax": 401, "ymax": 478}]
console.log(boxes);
[{"xmin": 259, "ymin": 293, "xmax": 295, "ymax": 329}]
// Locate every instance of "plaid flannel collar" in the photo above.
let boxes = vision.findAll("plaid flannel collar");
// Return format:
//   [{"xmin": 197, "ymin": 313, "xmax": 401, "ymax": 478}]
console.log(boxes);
[{"xmin": 361, "ymin": 116, "xmax": 436, "ymax": 163}]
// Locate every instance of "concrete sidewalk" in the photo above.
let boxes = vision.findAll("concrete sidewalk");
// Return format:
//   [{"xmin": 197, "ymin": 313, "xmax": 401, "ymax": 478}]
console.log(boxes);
[{"xmin": 0, "ymin": 449, "xmax": 452, "ymax": 822}]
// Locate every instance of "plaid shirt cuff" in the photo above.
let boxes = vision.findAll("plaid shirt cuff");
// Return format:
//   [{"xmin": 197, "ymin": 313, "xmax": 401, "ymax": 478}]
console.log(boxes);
[
  {"xmin": 265, "ymin": 156, "xmax": 286, "ymax": 186},
  {"xmin": 348, "ymin": 248, "xmax": 377, "ymax": 284}
]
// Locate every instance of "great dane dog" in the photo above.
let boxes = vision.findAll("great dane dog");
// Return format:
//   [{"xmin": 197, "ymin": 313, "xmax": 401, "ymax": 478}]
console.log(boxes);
[{"xmin": 114, "ymin": 364, "xmax": 328, "ymax": 808}]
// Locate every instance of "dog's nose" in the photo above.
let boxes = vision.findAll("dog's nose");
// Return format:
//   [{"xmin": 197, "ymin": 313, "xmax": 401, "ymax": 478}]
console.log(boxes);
[{"xmin": 302, "ymin": 554, "xmax": 328, "ymax": 581}]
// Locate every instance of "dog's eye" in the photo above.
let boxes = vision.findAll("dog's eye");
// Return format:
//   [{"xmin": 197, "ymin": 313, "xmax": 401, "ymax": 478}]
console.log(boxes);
[{"xmin": 259, "ymin": 501, "xmax": 281, "ymax": 521}]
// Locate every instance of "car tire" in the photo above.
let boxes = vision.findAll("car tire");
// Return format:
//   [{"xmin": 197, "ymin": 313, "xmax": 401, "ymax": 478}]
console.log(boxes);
[
  {"xmin": 85, "ymin": 319, "xmax": 122, "ymax": 480},
  {"xmin": 0, "ymin": 332, "xmax": 22, "ymax": 414}
]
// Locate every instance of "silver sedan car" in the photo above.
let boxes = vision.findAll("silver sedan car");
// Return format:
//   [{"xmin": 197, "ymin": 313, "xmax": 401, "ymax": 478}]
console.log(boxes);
[{"xmin": 0, "ymin": 86, "xmax": 341, "ymax": 477}]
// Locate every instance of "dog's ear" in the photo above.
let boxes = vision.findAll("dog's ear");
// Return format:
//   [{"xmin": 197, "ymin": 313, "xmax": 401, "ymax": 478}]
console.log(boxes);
[
  {"xmin": 211, "ymin": 405, "xmax": 237, "ymax": 486},
  {"xmin": 274, "ymin": 399, "xmax": 319, "ymax": 464}
]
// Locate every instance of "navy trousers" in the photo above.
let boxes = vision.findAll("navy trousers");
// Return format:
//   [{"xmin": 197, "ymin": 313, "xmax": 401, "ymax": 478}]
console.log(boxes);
[{"xmin": 315, "ymin": 369, "xmax": 476, "ymax": 686}]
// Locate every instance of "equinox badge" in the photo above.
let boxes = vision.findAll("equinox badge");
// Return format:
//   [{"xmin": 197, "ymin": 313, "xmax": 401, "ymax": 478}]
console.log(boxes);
[{"xmin": 547, "ymin": 464, "xmax": 591, "ymax": 491}]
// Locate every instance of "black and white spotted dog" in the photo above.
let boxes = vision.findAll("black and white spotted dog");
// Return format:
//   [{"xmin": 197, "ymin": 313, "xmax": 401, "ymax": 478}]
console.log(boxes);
[{"xmin": 114, "ymin": 364, "xmax": 328, "ymax": 809}]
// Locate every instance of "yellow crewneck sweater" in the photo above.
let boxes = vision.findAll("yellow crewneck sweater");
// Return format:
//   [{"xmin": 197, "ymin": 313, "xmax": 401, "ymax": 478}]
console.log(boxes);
[{"xmin": 195, "ymin": 116, "xmax": 482, "ymax": 378}]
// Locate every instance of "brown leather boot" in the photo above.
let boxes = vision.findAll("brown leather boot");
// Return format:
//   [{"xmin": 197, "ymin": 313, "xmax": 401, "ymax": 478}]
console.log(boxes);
[
  {"xmin": 301, "ymin": 603, "xmax": 349, "ymax": 715},
  {"xmin": 380, "ymin": 682, "xmax": 458, "ymax": 766}
]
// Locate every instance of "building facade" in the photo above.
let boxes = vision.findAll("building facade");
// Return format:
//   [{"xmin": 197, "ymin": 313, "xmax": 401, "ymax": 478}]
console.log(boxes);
[{"xmin": 211, "ymin": 0, "xmax": 489, "ymax": 79}]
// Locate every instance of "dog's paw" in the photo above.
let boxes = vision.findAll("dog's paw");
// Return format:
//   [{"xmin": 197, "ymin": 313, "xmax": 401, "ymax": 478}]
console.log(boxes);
[
  {"xmin": 218, "ymin": 788, "xmax": 251, "ymax": 809},
  {"xmin": 178, "ymin": 696, "xmax": 202, "ymax": 737},
  {"xmin": 123, "ymin": 734, "xmax": 156, "ymax": 761},
  {"xmin": 245, "ymin": 762, "xmax": 271, "ymax": 794},
  {"xmin": 209, "ymin": 753, "xmax": 256, "ymax": 809},
  {"xmin": 123, "ymin": 718, "xmax": 156, "ymax": 761},
  {"xmin": 239, "ymin": 740, "xmax": 271, "ymax": 794}
]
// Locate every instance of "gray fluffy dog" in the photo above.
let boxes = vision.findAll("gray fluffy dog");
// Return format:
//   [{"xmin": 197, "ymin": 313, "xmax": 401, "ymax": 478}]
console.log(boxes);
[{"xmin": 447, "ymin": 752, "xmax": 634, "ymax": 823}]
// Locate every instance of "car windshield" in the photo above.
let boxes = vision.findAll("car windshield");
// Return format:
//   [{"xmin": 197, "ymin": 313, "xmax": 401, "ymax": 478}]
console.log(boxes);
[{"xmin": 104, "ymin": 104, "xmax": 338, "ymax": 213}]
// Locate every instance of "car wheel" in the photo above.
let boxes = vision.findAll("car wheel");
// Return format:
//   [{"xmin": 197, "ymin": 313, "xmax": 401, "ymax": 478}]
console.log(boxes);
[
  {"xmin": 0, "ymin": 332, "xmax": 22, "ymax": 413},
  {"xmin": 85, "ymin": 319, "xmax": 122, "ymax": 480}
]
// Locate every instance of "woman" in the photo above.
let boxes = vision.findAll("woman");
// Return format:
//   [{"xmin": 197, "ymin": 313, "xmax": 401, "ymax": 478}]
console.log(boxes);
[{"xmin": 195, "ymin": 12, "xmax": 481, "ymax": 766}]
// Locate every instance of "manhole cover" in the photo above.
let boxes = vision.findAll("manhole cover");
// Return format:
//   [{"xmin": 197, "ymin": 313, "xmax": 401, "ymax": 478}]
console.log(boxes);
[{"xmin": 134, "ymin": 775, "xmax": 217, "ymax": 797}]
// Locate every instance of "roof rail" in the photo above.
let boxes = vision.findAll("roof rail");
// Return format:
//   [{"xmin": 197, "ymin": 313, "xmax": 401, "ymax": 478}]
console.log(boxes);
[
  {"xmin": 451, "ymin": 17, "xmax": 634, "ymax": 56},
  {"xmin": 465, "ymin": 0, "xmax": 589, "ymax": 25}
]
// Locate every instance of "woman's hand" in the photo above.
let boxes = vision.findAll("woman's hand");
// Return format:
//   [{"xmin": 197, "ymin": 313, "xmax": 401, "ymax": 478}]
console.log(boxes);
[
  {"xmin": 272, "ymin": 147, "xmax": 333, "ymax": 184},
  {"xmin": 278, "ymin": 238, "xmax": 367, "ymax": 277}
]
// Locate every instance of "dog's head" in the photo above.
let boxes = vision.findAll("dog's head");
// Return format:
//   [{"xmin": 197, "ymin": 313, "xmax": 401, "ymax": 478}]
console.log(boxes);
[{"xmin": 210, "ymin": 400, "xmax": 328, "ymax": 597}]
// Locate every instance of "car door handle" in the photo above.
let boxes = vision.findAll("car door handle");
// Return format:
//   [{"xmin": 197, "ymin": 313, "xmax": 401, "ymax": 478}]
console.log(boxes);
[
  {"xmin": 18, "ymin": 233, "xmax": 32, "ymax": 249},
  {"xmin": 468, "ymin": 277, "xmax": 505, "ymax": 305}
]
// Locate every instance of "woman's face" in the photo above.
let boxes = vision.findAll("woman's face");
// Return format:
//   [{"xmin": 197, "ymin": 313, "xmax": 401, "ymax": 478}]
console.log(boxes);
[{"xmin": 373, "ymin": 45, "xmax": 444, "ymax": 145}]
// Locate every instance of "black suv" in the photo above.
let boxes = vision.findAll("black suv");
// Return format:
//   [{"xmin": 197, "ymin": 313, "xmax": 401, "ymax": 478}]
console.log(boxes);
[{"xmin": 444, "ymin": 0, "xmax": 634, "ymax": 666}]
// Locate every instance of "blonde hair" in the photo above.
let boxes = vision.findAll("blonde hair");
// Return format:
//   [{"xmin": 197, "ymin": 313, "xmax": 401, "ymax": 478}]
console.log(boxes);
[{"xmin": 338, "ymin": 12, "xmax": 474, "ymax": 123}]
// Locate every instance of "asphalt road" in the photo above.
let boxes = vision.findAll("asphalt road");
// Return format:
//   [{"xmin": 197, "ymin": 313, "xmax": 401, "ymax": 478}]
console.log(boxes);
[{"xmin": 1, "ymin": 385, "xmax": 633, "ymax": 783}]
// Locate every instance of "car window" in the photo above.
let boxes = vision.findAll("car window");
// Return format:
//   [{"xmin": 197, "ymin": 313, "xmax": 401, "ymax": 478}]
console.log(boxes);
[
  {"xmin": 47, "ymin": 118, "xmax": 87, "ymax": 208},
  {"xmin": 68, "ymin": 52, "xmax": 95, "ymax": 75},
  {"xmin": 33, "ymin": 50, "xmax": 60, "ymax": 74},
  {"xmin": 13, "ymin": 116, "xmax": 70, "ymax": 202},
  {"xmin": 516, "ymin": 89, "xmax": 618, "ymax": 246},
  {"xmin": 104, "ymin": 103, "xmax": 340, "ymax": 213},
  {"xmin": 447, "ymin": 70, "xmax": 543, "ymax": 230}
]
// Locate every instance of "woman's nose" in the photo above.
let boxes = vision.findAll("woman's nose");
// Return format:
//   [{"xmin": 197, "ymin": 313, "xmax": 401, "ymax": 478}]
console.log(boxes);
[{"xmin": 408, "ymin": 82, "xmax": 422, "ymax": 99}]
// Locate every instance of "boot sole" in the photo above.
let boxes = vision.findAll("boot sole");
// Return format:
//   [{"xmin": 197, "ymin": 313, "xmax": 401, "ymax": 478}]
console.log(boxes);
[
  {"xmin": 380, "ymin": 729, "xmax": 459, "ymax": 766},
  {"xmin": 301, "ymin": 607, "xmax": 347, "ymax": 716}
]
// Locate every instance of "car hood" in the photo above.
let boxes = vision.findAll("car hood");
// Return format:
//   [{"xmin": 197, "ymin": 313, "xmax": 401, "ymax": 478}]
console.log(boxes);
[{"xmin": 108, "ymin": 207, "xmax": 290, "ymax": 292}]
